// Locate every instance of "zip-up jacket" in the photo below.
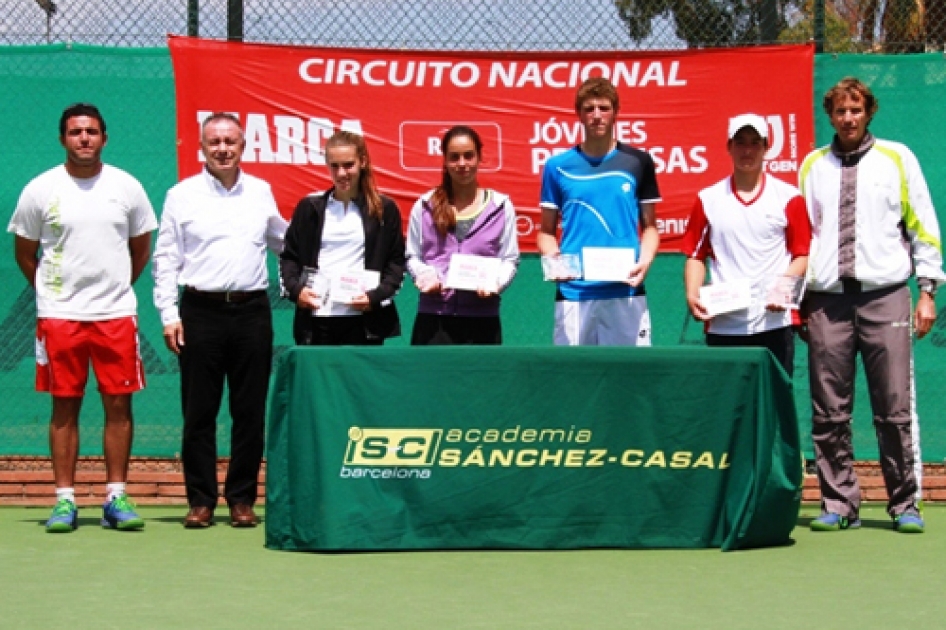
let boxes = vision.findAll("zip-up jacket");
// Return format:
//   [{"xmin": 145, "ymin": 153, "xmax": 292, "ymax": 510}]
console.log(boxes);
[
  {"xmin": 279, "ymin": 189, "xmax": 405, "ymax": 343},
  {"xmin": 799, "ymin": 135, "xmax": 945, "ymax": 292},
  {"xmin": 406, "ymin": 189, "xmax": 519, "ymax": 317}
]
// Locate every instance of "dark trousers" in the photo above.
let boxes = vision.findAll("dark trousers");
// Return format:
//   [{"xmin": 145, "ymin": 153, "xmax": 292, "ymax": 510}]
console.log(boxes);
[
  {"xmin": 300, "ymin": 315, "xmax": 381, "ymax": 346},
  {"xmin": 179, "ymin": 292, "xmax": 273, "ymax": 509},
  {"xmin": 706, "ymin": 326, "xmax": 795, "ymax": 376},
  {"xmin": 411, "ymin": 313, "xmax": 502, "ymax": 345}
]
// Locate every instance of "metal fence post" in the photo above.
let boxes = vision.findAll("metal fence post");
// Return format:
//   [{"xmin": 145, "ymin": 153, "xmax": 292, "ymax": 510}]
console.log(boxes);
[
  {"xmin": 187, "ymin": 0, "xmax": 199, "ymax": 37},
  {"xmin": 760, "ymin": 0, "xmax": 779, "ymax": 43},
  {"xmin": 814, "ymin": 0, "xmax": 825, "ymax": 52},
  {"xmin": 227, "ymin": 0, "xmax": 243, "ymax": 42}
]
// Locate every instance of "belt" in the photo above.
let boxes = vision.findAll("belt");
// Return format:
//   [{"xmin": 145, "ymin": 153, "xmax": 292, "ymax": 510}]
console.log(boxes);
[
  {"xmin": 840, "ymin": 278, "xmax": 862, "ymax": 294},
  {"xmin": 184, "ymin": 286, "xmax": 266, "ymax": 303},
  {"xmin": 837, "ymin": 279, "xmax": 908, "ymax": 295}
]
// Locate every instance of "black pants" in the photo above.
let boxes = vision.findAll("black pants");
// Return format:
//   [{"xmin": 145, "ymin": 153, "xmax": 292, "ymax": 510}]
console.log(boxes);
[
  {"xmin": 706, "ymin": 326, "xmax": 795, "ymax": 376},
  {"xmin": 411, "ymin": 313, "xmax": 502, "ymax": 345},
  {"xmin": 299, "ymin": 315, "xmax": 381, "ymax": 346},
  {"xmin": 299, "ymin": 315, "xmax": 384, "ymax": 346},
  {"xmin": 179, "ymin": 292, "xmax": 273, "ymax": 509}
]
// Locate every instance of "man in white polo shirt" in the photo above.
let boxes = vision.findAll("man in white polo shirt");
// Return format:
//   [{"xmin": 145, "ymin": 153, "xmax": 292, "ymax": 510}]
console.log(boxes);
[
  {"xmin": 682, "ymin": 113, "xmax": 811, "ymax": 375},
  {"xmin": 9, "ymin": 103, "xmax": 158, "ymax": 533}
]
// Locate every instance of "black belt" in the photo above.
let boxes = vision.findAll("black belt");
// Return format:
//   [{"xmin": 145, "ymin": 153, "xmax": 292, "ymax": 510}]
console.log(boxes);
[
  {"xmin": 840, "ymin": 278, "xmax": 862, "ymax": 294},
  {"xmin": 837, "ymin": 279, "xmax": 908, "ymax": 295},
  {"xmin": 185, "ymin": 286, "xmax": 266, "ymax": 303}
]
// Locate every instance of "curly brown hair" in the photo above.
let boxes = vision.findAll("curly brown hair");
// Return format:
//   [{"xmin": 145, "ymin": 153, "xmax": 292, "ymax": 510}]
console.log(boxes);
[{"xmin": 822, "ymin": 77, "xmax": 879, "ymax": 120}]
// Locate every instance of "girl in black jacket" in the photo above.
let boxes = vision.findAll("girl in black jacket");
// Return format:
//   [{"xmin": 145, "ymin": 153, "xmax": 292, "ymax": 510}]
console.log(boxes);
[{"xmin": 279, "ymin": 131, "xmax": 405, "ymax": 345}]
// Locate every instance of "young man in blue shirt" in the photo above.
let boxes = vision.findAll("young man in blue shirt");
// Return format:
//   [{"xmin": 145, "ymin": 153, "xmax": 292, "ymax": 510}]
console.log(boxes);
[{"xmin": 537, "ymin": 77, "xmax": 661, "ymax": 346}]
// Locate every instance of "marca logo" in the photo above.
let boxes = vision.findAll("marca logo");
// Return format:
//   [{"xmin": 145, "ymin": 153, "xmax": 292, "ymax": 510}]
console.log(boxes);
[{"xmin": 344, "ymin": 427, "xmax": 442, "ymax": 467}]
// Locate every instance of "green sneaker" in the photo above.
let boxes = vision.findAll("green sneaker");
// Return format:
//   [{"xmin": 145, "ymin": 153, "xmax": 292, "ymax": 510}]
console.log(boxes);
[
  {"xmin": 46, "ymin": 499, "xmax": 78, "ymax": 533},
  {"xmin": 810, "ymin": 512, "xmax": 860, "ymax": 531},
  {"xmin": 893, "ymin": 511, "xmax": 925, "ymax": 534},
  {"xmin": 101, "ymin": 494, "xmax": 144, "ymax": 530}
]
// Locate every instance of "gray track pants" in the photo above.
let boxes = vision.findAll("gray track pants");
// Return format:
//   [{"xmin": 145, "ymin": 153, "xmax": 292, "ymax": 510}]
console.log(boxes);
[{"xmin": 807, "ymin": 283, "xmax": 920, "ymax": 518}]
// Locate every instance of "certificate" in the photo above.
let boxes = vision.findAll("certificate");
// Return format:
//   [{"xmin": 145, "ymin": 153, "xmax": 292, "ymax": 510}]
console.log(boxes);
[
  {"xmin": 303, "ymin": 267, "xmax": 331, "ymax": 310},
  {"xmin": 581, "ymin": 247, "xmax": 637, "ymax": 282},
  {"xmin": 330, "ymin": 269, "xmax": 380, "ymax": 304},
  {"xmin": 541, "ymin": 253, "xmax": 582, "ymax": 281},
  {"xmin": 444, "ymin": 254, "xmax": 501, "ymax": 292},
  {"xmin": 764, "ymin": 275, "xmax": 806, "ymax": 309},
  {"xmin": 699, "ymin": 280, "xmax": 753, "ymax": 317}
]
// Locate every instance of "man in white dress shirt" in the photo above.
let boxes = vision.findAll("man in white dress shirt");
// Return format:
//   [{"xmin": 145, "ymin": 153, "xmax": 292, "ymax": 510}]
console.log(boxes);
[{"xmin": 153, "ymin": 112, "xmax": 287, "ymax": 528}]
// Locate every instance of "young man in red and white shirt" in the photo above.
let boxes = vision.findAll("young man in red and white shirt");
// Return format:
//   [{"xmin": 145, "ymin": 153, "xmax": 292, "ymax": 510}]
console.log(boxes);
[{"xmin": 682, "ymin": 113, "xmax": 811, "ymax": 375}]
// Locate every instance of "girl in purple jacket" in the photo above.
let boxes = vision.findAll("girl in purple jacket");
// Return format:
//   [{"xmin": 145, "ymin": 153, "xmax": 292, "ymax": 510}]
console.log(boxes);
[{"xmin": 406, "ymin": 125, "xmax": 520, "ymax": 344}]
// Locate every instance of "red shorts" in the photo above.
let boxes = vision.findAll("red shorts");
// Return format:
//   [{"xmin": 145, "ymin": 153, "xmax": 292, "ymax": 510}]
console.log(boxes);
[{"xmin": 35, "ymin": 317, "xmax": 146, "ymax": 397}]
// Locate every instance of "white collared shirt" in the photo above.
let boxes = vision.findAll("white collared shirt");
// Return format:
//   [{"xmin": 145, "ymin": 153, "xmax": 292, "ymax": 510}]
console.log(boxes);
[
  {"xmin": 317, "ymin": 194, "xmax": 366, "ymax": 317},
  {"xmin": 152, "ymin": 168, "xmax": 288, "ymax": 325}
]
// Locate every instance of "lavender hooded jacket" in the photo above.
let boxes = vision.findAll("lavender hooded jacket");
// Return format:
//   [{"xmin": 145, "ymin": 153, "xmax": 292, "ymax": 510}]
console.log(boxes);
[{"xmin": 406, "ymin": 189, "xmax": 519, "ymax": 317}]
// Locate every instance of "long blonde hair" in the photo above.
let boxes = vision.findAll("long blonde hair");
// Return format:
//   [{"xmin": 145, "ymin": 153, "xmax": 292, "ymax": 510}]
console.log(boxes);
[{"xmin": 325, "ymin": 131, "xmax": 383, "ymax": 220}]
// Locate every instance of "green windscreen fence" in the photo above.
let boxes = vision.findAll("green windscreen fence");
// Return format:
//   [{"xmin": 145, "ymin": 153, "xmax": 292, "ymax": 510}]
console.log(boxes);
[
  {"xmin": 0, "ymin": 46, "xmax": 943, "ymax": 461},
  {"xmin": 0, "ymin": 46, "xmax": 183, "ymax": 456}
]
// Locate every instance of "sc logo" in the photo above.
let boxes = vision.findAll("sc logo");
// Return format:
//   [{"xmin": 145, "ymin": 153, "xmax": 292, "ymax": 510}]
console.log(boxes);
[{"xmin": 344, "ymin": 427, "xmax": 442, "ymax": 466}]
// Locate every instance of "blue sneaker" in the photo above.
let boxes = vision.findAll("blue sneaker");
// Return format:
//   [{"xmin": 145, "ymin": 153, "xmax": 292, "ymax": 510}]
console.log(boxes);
[
  {"xmin": 101, "ymin": 494, "xmax": 145, "ymax": 531},
  {"xmin": 46, "ymin": 499, "xmax": 78, "ymax": 533},
  {"xmin": 810, "ymin": 512, "xmax": 860, "ymax": 532},
  {"xmin": 894, "ymin": 511, "xmax": 925, "ymax": 534}
]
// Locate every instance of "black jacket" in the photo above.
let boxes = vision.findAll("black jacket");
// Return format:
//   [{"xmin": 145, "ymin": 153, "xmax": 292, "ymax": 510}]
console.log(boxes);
[{"xmin": 279, "ymin": 189, "xmax": 405, "ymax": 343}]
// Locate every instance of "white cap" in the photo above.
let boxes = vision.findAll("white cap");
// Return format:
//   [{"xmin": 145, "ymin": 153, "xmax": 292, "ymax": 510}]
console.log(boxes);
[{"xmin": 727, "ymin": 113, "xmax": 768, "ymax": 140}]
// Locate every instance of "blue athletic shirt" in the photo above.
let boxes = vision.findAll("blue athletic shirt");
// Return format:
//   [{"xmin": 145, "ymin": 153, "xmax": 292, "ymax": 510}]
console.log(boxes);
[{"xmin": 540, "ymin": 143, "xmax": 661, "ymax": 301}]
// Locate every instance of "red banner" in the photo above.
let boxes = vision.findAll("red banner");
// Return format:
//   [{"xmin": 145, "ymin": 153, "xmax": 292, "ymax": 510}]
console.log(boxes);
[{"xmin": 169, "ymin": 37, "xmax": 813, "ymax": 252}]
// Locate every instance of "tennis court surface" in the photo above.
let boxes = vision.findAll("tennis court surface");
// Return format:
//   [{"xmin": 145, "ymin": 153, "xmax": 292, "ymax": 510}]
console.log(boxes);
[{"xmin": 2, "ymin": 504, "xmax": 944, "ymax": 629}]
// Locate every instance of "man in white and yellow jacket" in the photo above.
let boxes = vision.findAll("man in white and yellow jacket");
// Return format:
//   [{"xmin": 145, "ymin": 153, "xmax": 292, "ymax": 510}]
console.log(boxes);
[{"xmin": 800, "ymin": 77, "xmax": 945, "ymax": 534}]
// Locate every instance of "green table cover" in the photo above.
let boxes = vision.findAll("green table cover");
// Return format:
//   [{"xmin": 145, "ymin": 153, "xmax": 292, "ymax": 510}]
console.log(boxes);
[{"xmin": 266, "ymin": 346, "xmax": 801, "ymax": 552}]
